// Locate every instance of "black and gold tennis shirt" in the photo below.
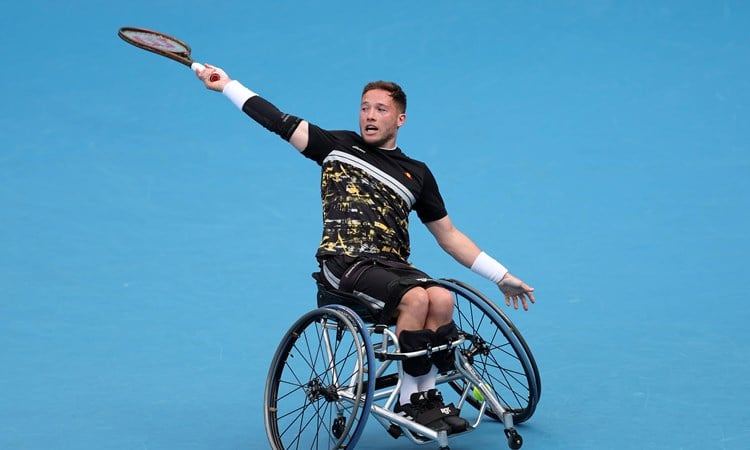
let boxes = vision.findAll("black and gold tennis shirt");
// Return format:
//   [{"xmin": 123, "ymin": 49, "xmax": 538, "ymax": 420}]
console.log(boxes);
[{"xmin": 302, "ymin": 124, "xmax": 447, "ymax": 263}]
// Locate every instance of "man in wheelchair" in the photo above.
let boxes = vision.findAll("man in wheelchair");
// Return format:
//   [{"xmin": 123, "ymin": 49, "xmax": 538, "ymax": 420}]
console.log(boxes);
[{"xmin": 196, "ymin": 66, "xmax": 536, "ymax": 434}]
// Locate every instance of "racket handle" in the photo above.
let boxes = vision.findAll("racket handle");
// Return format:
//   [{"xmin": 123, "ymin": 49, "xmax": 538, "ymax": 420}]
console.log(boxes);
[{"xmin": 190, "ymin": 62, "xmax": 221, "ymax": 82}]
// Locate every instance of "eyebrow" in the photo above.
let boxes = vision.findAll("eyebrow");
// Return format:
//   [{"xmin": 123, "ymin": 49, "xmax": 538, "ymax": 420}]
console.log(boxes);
[{"xmin": 361, "ymin": 101, "xmax": 391, "ymax": 108}]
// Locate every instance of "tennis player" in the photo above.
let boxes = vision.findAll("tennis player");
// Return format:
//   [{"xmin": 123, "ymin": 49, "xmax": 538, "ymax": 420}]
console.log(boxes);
[{"xmin": 195, "ymin": 64, "xmax": 535, "ymax": 433}]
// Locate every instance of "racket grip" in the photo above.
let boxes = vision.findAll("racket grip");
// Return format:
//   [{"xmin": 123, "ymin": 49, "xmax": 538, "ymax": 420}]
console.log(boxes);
[{"xmin": 191, "ymin": 62, "xmax": 221, "ymax": 82}]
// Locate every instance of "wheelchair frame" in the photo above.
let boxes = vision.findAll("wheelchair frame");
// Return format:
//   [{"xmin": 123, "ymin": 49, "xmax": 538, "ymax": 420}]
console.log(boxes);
[{"xmin": 263, "ymin": 278, "xmax": 540, "ymax": 450}]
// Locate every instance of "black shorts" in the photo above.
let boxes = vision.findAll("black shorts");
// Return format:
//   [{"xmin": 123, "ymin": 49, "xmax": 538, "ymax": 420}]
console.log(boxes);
[{"xmin": 319, "ymin": 255, "xmax": 440, "ymax": 320}]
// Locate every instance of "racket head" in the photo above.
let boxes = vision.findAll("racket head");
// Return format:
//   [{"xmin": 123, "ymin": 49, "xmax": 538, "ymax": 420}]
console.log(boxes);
[{"xmin": 118, "ymin": 26, "xmax": 193, "ymax": 67}]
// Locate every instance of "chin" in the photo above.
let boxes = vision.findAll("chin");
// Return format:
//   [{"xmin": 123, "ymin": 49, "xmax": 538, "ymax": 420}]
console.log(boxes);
[{"xmin": 363, "ymin": 136, "xmax": 384, "ymax": 147}]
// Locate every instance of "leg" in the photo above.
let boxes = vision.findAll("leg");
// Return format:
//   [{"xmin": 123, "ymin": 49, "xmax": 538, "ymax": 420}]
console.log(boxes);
[
  {"xmin": 395, "ymin": 286, "xmax": 431, "ymax": 333},
  {"xmin": 396, "ymin": 285, "xmax": 456, "ymax": 386},
  {"xmin": 424, "ymin": 286, "xmax": 455, "ymax": 331},
  {"xmin": 396, "ymin": 285, "xmax": 454, "ymax": 334},
  {"xmin": 396, "ymin": 286, "xmax": 469, "ymax": 434},
  {"xmin": 395, "ymin": 288, "xmax": 435, "ymax": 400},
  {"xmin": 395, "ymin": 287, "xmax": 443, "ymax": 409},
  {"xmin": 333, "ymin": 263, "xmax": 458, "ymax": 421}
]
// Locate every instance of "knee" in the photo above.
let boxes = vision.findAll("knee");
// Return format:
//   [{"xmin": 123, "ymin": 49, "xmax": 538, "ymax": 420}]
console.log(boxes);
[
  {"xmin": 399, "ymin": 287, "xmax": 430, "ymax": 317},
  {"xmin": 428, "ymin": 287, "xmax": 454, "ymax": 317}
]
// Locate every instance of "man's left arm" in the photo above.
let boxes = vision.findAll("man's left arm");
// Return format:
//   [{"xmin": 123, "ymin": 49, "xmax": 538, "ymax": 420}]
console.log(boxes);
[{"xmin": 425, "ymin": 215, "xmax": 536, "ymax": 310}]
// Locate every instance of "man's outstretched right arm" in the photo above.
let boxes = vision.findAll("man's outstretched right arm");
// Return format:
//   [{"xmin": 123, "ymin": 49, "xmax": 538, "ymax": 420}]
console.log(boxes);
[{"xmin": 195, "ymin": 64, "xmax": 310, "ymax": 152}]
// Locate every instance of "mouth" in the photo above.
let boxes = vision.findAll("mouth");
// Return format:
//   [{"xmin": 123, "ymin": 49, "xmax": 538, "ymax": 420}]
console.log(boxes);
[{"xmin": 364, "ymin": 125, "xmax": 378, "ymax": 133}]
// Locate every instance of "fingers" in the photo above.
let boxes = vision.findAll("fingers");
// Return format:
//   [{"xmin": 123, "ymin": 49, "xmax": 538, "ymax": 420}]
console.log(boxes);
[
  {"xmin": 195, "ymin": 66, "xmax": 209, "ymax": 83},
  {"xmin": 204, "ymin": 64, "xmax": 219, "ymax": 82},
  {"xmin": 520, "ymin": 283, "xmax": 536, "ymax": 307},
  {"xmin": 503, "ymin": 289, "xmax": 535, "ymax": 311},
  {"xmin": 499, "ymin": 277, "xmax": 536, "ymax": 311},
  {"xmin": 194, "ymin": 64, "xmax": 229, "ymax": 92},
  {"xmin": 505, "ymin": 293, "xmax": 522, "ymax": 310}
]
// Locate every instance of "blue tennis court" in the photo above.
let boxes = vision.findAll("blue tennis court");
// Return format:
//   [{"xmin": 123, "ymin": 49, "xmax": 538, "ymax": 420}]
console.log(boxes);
[{"xmin": 2, "ymin": 1, "xmax": 748, "ymax": 449}]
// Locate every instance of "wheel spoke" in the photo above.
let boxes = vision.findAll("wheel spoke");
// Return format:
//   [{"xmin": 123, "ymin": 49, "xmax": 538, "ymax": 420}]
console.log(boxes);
[
  {"xmin": 265, "ymin": 308, "xmax": 373, "ymax": 449},
  {"xmin": 443, "ymin": 280, "xmax": 539, "ymax": 423}
]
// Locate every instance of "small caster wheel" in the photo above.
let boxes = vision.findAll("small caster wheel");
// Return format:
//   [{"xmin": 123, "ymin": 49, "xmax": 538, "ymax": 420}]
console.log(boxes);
[
  {"xmin": 505, "ymin": 428, "xmax": 523, "ymax": 449},
  {"xmin": 386, "ymin": 424, "xmax": 402, "ymax": 439},
  {"xmin": 332, "ymin": 416, "xmax": 345, "ymax": 438}
]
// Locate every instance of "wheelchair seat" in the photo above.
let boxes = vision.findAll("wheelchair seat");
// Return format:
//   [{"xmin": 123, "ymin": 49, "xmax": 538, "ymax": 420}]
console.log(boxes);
[{"xmin": 315, "ymin": 281, "xmax": 395, "ymax": 325}]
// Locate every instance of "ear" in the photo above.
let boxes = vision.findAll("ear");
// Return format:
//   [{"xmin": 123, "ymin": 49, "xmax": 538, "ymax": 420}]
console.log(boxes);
[{"xmin": 397, "ymin": 113, "xmax": 406, "ymax": 128}]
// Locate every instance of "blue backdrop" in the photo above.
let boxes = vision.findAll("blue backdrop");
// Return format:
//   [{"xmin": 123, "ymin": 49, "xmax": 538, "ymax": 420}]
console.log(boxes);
[{"xmin": 1, "ymin": 1, "xmax": 748, "ymax": 449}]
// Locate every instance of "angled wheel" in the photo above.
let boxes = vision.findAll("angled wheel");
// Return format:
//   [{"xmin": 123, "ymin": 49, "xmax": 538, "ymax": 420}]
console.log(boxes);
[
  {"xmin": 437, "ymin": 279, "xmax": 541, "ymax": 424},
  {"xmin": 264, "ymin": 306, "xmax": 375, "ymax": 449}
]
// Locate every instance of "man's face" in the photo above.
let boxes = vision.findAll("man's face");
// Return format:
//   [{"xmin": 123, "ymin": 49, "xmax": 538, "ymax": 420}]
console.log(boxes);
[{"xmin": 359, "ymin": 89, "xmax": 406, "ymax": 149}]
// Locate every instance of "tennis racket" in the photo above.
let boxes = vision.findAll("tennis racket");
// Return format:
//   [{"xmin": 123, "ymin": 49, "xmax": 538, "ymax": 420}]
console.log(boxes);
[{"xmin": 118, "ymin": 26, "xmax": 220, "ymax": 81}]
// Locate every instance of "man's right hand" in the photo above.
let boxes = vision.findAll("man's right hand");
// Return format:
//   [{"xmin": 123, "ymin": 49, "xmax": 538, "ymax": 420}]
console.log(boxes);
[{"xmin": 196, "ymin": 63, "xmax": 231, "ymax": 92}]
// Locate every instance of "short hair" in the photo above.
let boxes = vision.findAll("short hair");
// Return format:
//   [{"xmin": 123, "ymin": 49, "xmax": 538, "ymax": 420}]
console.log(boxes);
[{"xmin": 362, "ymin": 80, "xmax": 407, "ymax": 113}]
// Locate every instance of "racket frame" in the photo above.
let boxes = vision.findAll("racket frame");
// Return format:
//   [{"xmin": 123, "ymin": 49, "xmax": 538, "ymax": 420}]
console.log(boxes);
[{"xmin": 118, "ymin": 26, "xmax": 195, "ymax": 67}]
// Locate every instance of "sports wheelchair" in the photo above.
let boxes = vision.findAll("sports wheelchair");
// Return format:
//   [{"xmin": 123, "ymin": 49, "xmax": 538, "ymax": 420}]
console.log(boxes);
[{"xmin": 264, "ymin": 278, "xmax": 541, "ymax": 450}]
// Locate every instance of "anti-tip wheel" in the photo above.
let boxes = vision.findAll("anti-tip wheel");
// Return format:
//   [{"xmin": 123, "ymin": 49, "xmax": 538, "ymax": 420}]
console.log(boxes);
[{"xmin": 506, "ymin": 428, "xmax": 523, "ymax": 449}]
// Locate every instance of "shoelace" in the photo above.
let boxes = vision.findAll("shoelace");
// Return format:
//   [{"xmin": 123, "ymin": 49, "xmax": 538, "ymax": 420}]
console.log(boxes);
[{"xmin": 424, "ymin": 390, "xmax": 446, "ymax": 410}]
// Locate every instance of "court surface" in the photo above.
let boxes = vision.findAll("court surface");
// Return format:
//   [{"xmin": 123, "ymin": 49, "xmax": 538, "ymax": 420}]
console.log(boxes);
[{"xmin": 1, "ymin": 1, "xmax": 748, "ymax": 449}]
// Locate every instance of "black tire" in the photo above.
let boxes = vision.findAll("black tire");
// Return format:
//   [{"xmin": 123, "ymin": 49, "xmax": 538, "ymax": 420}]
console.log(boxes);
[
  {"xmin": 264, "ymin": 307, "xmax": 375, "ymax": 449},
  {"xmin": 437, "ymin": 279, "xmax": 541, "ymax": 424}
]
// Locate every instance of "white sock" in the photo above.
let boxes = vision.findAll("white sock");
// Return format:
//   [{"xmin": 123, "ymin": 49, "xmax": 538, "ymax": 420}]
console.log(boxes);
[
  {"xmin": 400, "ymin": 373, "xmax": 420, "ymax": 405},
  {"xmin": 400, "ymin": 366, "xmax": 439, "ymax": 405},
  {"xmin": 417, "ymin": 365, "xmax": 438, "ymax": 392}
]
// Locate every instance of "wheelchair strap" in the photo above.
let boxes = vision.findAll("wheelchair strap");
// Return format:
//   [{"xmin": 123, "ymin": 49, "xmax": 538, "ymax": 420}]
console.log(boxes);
[
  {"xmin": 337, "ymin": 259, "xmax": 372, "ymax": 293},
  {"xmin": 338, "ymin": 257, "xmax": 414, "ymax": 292}
]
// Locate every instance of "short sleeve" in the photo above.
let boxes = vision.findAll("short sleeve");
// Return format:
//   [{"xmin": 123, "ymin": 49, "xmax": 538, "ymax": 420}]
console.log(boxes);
[{"xmin": 413, "ymin": 166, "xmax": 447, "ymax": 223}]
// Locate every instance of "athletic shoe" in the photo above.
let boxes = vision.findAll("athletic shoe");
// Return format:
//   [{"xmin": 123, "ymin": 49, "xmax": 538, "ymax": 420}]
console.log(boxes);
[
  {"xmin": 424, "ymin": 389, "xmax": 470, "ymax": 433},
  {"xmin": 394, "ymin": 392, "xmax": 451, "ymax": 433}
]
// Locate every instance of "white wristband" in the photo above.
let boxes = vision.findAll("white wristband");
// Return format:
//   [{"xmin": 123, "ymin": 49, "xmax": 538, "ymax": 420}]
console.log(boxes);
[
  {"xmin": 470, "ymin": 251, "xmax": 508, "ymax": 284},
  {"xmin": 222, "ymin": 80, "xmax": 257, "ymax": 110}
]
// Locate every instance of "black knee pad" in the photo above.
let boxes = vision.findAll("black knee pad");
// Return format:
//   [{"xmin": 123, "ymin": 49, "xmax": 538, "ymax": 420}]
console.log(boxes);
[
  {"xmin": 432, "ymin": 321, "xmax": 459, "ymax": 373},
  {"xmin": 398, "ymin": 329, "xmax": 434, "ymax": 376}
]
